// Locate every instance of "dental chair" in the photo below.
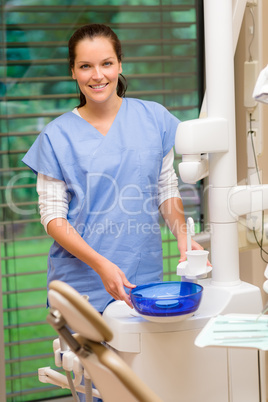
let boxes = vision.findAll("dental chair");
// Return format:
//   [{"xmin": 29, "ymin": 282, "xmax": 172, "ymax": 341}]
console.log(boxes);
[{"xmin": 40, "ymin": 280, "xmax": 162, "ymax": 402}]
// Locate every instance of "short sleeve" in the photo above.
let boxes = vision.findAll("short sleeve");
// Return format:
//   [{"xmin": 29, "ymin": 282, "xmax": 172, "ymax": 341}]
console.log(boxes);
[
  {"xmin": 153, "ymin": 103, "xmax": 180, "ymax": 158},
  {"xmin": 22, "ymin": 130, "xmax": 64, "ymax": 181}
]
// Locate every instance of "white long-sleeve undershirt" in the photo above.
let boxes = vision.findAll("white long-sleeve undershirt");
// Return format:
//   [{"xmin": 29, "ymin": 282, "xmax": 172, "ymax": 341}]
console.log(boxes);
[{"xmin": 37, "ymin": 109, "xmax": 181, "ymax": 232}]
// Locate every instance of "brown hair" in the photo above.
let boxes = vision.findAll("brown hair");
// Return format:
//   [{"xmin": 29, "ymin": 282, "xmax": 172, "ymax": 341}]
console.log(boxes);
[{"xmin": 68, "ymin": 24, "xmax": 127, "ymax": 107}]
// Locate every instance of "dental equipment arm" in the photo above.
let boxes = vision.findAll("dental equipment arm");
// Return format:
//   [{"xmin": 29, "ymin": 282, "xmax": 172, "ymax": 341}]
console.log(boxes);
[
  {"xmin": 175, "ymin": 118, "xmax": 229, "ymax": 184},
  {"xmin": 253, "ymin": 64, "xmax": 268, "ymax": 104}
]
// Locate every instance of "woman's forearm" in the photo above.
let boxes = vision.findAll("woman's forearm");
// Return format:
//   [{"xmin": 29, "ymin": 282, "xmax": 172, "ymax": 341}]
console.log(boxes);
[
  {"xmin": 47, "ymin": 218, "xmax": 107, "ymax": 273},
  {"xmin": 159, "ymin": 197, "xmax": 186, "ymax": 239},
  {"xmin": 47, "ymin": 218, "xmax": 136, "ymax": 306},
  {"xmin": 159, "ymin": 197, "xmax": 203, "ymax": 261}
]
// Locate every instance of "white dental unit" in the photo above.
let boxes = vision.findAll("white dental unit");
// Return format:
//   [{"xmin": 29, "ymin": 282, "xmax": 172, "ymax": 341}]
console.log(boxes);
[{"xmin": 103, "ymin": 1, "xmax": 268, "ymax": 401}]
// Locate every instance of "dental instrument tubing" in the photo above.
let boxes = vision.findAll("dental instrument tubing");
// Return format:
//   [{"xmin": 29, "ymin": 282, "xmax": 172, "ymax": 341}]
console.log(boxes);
[{"xmin": 204, "ymin": 0, "xmax": 240, "ymax": 284}]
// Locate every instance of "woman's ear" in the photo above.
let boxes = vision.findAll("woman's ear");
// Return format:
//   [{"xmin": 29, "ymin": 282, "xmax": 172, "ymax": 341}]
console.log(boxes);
[
  {"xmin": 71, "ymin": 69, "xmax": 76, "ymax": 80},
  {"xmin": 119, "ymin": 62, "xmax": 122, "ymax": 75}
]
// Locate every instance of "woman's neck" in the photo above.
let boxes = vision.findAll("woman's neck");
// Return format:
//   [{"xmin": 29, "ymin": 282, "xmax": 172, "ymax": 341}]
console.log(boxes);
[
  {"xmin": 77, "ymin": 96, "xmax": 123, "ymax": 136},
  {"xmin": 79, "ymin": 96, "xmax": 122, "ymax": 122}
]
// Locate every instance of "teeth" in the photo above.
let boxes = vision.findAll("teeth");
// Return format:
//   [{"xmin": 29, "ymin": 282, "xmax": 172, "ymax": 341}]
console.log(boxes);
[{"xmin": 90, "ymin": 84, "xmax": 107, "ymax": 89}]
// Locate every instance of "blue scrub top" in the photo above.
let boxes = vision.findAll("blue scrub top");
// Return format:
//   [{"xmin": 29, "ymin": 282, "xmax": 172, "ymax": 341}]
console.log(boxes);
[{"xmin": 22, "ymin": 98, "xmax": 180, "ymax": 311}]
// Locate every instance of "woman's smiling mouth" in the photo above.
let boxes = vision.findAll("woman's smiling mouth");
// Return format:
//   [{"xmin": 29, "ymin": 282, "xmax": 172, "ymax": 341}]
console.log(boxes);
[{"xmin": 89, "ymin": 83, "xmax": 108, "ymax": 89}]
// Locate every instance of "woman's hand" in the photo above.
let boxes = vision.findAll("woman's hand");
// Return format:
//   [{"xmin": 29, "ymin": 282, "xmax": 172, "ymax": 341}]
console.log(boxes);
[
  {"xmin": 159, "ymin": 198, "xmax": 210, "ymax": 265},
  {"xmin": 98, "ymin": 261, "xmax": 136, "ymax": 308},
  {"xmin": 178, "ymin": 236, "xmax": 211, "ymax": 266},
  {"xmin": 178, "ymin": 237, "xmax": 204, "ymax": 263}
]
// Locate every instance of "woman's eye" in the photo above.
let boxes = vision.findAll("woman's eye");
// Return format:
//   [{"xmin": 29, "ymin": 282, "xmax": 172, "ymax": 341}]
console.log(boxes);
[
  {"xmin": 104, "ymin": 61, "xmax": 112, "ymax": 66},
  {"xmin": 80, "ymin": 64, "xmax": 90, "ymax": 69}
]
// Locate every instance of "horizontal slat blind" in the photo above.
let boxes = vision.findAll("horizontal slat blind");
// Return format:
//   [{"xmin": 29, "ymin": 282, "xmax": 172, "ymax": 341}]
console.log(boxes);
[{"xmin": 0, "ymin": 1, "xmax": 203, "ymax": 401}]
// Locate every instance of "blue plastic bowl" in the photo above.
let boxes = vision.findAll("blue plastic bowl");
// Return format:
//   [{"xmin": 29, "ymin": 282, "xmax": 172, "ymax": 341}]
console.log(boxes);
[{"xmin": 130, "ymin": 281, "xmax": 203, "ymax": 318}]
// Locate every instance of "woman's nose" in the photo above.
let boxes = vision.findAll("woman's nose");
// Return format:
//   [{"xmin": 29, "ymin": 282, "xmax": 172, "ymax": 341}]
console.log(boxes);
[{"xmin": 92, "ymin": 67, "xmax": 104, "ymax": 80}]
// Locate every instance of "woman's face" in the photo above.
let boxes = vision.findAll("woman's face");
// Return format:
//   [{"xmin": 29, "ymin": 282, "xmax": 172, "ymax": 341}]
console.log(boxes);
[{"xmin": 72, "ymin": 36, "xmax": 122, "ymax": 106}]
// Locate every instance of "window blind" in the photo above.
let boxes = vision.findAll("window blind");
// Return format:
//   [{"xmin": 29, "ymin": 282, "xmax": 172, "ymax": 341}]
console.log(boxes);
[{"xmin": 0, "ymin": 1, "xmax": 204, "ymax": 400}]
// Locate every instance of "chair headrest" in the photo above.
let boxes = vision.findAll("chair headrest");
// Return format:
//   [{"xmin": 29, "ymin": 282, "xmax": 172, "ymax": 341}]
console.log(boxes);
[{"xmin": 48, "ymin": 280, "xmax": 113, "ymax": 343}]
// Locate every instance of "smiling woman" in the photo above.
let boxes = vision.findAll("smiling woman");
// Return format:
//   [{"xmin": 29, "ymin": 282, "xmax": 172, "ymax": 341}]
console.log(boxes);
[
  {"xmin": 1, "ymin": 3, "xmax": 203, "ymax": 401},
  {"xmin": 71, "ymin": 36, "xmax": 123, "ymax": 133},
  {"xmin": 72, "ymin": 39, "xmax": 122, "ymax": 97},
  {"xmin": 68, "ymin": 25, "xmax": 125, "ymax": 135},
  {"xmin": 69, "ymin": 24, "xmax": 126, "ymax": 110},
  {"xmin": 22, "ymin": 23, "xmax": 203, "ymax": 317}
]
